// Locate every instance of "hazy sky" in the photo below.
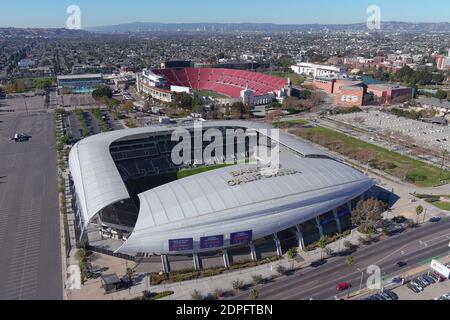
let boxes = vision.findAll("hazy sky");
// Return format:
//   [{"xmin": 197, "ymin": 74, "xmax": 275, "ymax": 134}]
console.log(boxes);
[{"xmin": 1, "ymin": 0, "xmax": 449, "ymax": 28}]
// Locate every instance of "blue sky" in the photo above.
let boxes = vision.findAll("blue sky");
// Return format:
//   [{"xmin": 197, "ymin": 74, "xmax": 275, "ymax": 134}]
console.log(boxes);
[{"xmin": 1, "ymin": 0, "xmax": 449, "ymax": 28}]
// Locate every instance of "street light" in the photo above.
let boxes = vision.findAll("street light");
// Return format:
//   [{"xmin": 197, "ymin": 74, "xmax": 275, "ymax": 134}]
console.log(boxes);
[{"xmin": 357, "ymin": 267, "xmax": 365, "ymax": 292}]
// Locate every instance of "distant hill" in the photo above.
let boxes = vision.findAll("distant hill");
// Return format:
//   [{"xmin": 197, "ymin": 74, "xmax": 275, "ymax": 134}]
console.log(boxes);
[{"xmin": 87, "ymin": 21, "xmax": 450, "ymax": 33}]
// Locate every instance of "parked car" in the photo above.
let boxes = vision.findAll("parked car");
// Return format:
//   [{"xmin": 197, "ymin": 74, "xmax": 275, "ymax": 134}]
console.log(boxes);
[
  {"xmin": 380, "ymin": 292, "xmax": 393, "ymax": 300},
  {"xmin": 384, "ymin": 290, "xmax": 399, "ymax": 300},
  {"xmin": 407, "ymin": 283, "xmax": 420, "ymax": 293},
  {"xmin": 422, "ymin": 274, "xmax": 436, "ymax": 284}
]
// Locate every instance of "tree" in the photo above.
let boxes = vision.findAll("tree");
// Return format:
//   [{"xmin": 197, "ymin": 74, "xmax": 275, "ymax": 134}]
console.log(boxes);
[
  {"xmin": 435, "ymin": 89, "xmax": 448, "ymax": 101},
  {"xmin": 287, "ymin": 248, "xmax": 298, "ymax": 270},
  {"xmin": 0, "ymin": 86, "xmax": 6, "ymax": 98},
  {"xmin": 172, "ymin": 92, "xmax": 193, "ymax": 109},
  {"xmin": 318, "ymin": 236, "xmax": 329, "ymax": 261},
  {"xmin": 231, "ymin": 101, "xmax": 247, "ymax": 119},
  {"xmin": 416, "ymin": 205, "xmax": 424, "ymax": 224},
  {"xmin": 351, "ymin": 198, "xmax": 387, "ymax": 234},
  {"xmin": 249, "ymin": 288, "xmax": 259, "ymax": 300},
  {"xmin": 92, "ymin": 86, "xmax": 113, "ymax": 99},
  {"xmin": 346, "ymin": 256, "xmax": 355, "ymax": 267},
  {"xmin": 432, "ymin": 73, "xmax": 445, "ymax": 85}
]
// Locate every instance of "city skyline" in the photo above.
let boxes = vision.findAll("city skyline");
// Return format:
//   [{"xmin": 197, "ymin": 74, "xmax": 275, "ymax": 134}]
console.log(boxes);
[{"xmin": 1, "ymin": 0, "xmax": 449, "ymax": 28}]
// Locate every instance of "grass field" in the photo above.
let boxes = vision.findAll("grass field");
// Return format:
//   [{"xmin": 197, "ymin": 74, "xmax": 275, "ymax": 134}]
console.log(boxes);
[
  {"xmin": 431, "ymin": 201, "xmax": 450, "ymax": 211},
  {"xmin": 177, "ymin": 164, "xmax": 234, "ymax": 180},
  {"xmin": 262, "ymin": 71, "xmax": 305, "ymax": 86},
  {"xmin": 195, "ymin": 90, "xmax": 228, "ymax": 99},
  {"xmin": 415, "ymin": 194, "xmax": 450, "ymax": 211},
  {"xmin": 288, "ymin": 126, "xmax": 450, "ymax": 187}
]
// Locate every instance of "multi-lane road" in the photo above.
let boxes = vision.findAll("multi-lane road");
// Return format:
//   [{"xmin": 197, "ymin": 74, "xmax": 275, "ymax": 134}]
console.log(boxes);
[
  {"xmin": 0, "ymin": 111, "xmax": 62, "ymax": 300},
  {"xmin": 233, "ymin": 218, "xmax": 450, "ymax": 300}
]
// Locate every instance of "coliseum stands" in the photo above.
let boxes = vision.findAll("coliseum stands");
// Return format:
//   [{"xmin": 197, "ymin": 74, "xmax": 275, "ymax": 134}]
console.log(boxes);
[{"xmin": 154, "ymin": 68, "xmax": 287, "ymax": 98}]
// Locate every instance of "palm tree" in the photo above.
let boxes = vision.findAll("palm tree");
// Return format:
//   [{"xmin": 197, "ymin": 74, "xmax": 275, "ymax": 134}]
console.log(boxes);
[
  {"xmin": 287, "ymin": 248, "xmax": 298, "ymax": 270},
  {"xmin": 346, "ymin": 256, "xmax": 355, "ymax": 267},
  {"xmin": 318, "ymin": 236, "xmax": 329, "ymax": 261},
  {"xmin": 416, "ymin": 205, "xmax": 424, "ymax": 225},
  {"xmin": 249, "ymin": 288, "xmax": 259, "ymax": 300}
]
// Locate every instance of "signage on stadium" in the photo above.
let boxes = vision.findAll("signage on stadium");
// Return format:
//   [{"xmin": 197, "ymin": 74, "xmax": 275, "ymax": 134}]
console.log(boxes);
[
  {"xmin": 200, "ymin": 235, "xmax": 224, "ymax": 249},
  {"xmin": 169, "ymin": 238, "xmax": 194, "ymax": 252},
  {"xmin": 230, "ymin": 230, "xmax": 253, "ymax": 245},
  {"xmin": 226, "ymin": 165, "xmax": 300, "ymax": 187}
]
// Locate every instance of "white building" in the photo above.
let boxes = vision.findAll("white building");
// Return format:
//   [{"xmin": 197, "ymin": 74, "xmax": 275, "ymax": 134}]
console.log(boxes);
[{"xmin": 291, "ymin": 63, "xmax": 345, "ymax": 78}]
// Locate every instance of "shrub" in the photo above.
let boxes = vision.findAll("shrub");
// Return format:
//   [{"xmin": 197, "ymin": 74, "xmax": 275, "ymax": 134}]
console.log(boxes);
[
  {"xmin": 191, "ymin": 290, "xmax": 204, "ymax": 300},
  {"xmin": 232, "ymin": 279, "xmax": 244, "ymax": 292},
  {"xmin": 150, "ymin": 273, "xmax": 169, "ymax": 285},
  {"xmin": 276, "ymin": 265, "xmax": 286, "ymax": 276},
  {"xmin": 251, "ymin": 274, "xmax": 263, "ymax": 285},
  {"xmin": 212, "ymin": 289, "xmax": 224, "ymax": 300}
]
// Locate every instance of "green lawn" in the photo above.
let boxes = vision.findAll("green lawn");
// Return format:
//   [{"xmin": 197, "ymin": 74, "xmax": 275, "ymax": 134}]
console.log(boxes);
[
  {"xmin": 195, "ymin": 90, "xmax": 228, "ymax": 99},
  {"xmin": 177, "ymin": 164, "xmax": 234, "ymax": 180},
  {"xmin": 288, "ymin": 126, "xmax": 450, "ymax": 187},
  {"xmin": 273, "ymin": 119, "xmax": 309, "ymax": 128},
  {"xmin": 262, "ymin": 71, "xmax": 305, "ymax": 86},
  {"xmin": 431, "ymin": 201, "xmax": 450, "ymax": 211}
]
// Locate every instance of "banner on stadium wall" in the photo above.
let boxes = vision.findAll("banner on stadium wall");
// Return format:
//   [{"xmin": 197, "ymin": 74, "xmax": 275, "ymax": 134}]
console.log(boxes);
[
  {"xmin": 200, "ymin": 235, "xmax": 224, "ymax": 249},
  {"xmin": 169, "ymin": 238, "xmax": 194, "ymax": 252},
  {"xmin": 230, "ymin": 230, "xmax": 253, "ymax": 245}
]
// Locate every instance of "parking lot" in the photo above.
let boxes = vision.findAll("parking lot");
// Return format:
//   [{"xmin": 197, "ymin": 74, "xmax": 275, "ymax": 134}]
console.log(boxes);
[
  {"xmin": 0, "ymin": 112, "xmax": 62, "ymax": 299},
  {"xmin": 395, "ymin": 271, "xmax": 450, "ymax": 300},
  {"xmin": 330, "ymin": 111, "xmax": 450, "ymax": 154}
]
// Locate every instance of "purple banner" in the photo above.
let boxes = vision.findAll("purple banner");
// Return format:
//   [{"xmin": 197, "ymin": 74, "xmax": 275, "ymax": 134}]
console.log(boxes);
[
  {"xmin": 200, "ymin": 235, "xmax": 224, "ymax": 249},
  {"xmin": 230, "ymin": 230, "xmax": 253, "ymax": 245},
  {"xmin": 169, "ymin": 238, "xmax": 194, "ymax": 252}
]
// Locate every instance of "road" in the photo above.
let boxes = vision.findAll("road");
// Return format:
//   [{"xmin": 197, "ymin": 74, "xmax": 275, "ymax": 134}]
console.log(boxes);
[
  {"xmin": 0, "ymin": 111, "xmax": 63, "ymax": 300},
  {"xmin": 232, "ymin": 218, "xmax": 450, "ymax": 300}
]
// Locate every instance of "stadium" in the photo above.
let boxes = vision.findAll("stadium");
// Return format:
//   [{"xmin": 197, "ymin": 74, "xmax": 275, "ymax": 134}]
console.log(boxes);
[
  {"xmin": 69, "ymin": 121, "xmax": 377, "ymax": 272},
  {"xmin": 136, "ymin": 68, "xmax": 291, "ymax": 105}
]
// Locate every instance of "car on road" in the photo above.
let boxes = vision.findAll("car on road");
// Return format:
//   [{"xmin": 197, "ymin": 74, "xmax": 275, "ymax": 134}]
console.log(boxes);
[
  {"xmin": 392, "ymin": 277, "xmax": 404, "ymax": 284},
  {"xmin": 336, "ymin": 282, "xmax": 351, "ymax": 291},
  {"xmin": 396, "ymin": 261, "xmax": 407, "ymax": 268},
  {"xmin": 429, "ymin": 216, "xmax": 441, "ymax": 223}
]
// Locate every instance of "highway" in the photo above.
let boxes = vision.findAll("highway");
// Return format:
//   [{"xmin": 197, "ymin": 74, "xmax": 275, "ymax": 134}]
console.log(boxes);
[{"xmin": 233, "ymin": 218, "xmax": 450, "ymax": 300}]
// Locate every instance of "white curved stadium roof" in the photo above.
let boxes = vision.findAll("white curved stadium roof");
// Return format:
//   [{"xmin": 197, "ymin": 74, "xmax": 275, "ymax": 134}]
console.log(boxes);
[{"xmin": 69, "ymin": 120, "xmax": 375, "ymax": 254}]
